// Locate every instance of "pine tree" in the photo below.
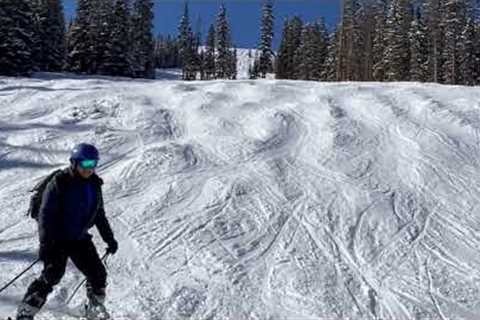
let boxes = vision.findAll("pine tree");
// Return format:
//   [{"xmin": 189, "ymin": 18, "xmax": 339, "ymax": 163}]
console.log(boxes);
[
  {"xmin": 383, "ymin": 0, "xmax": 413, "ymax": 81},
  {"xmin": 31, "ymin": 0, "xmax": 48, "ymax": 71},
  {"xmin": 89, "ymin": 0, "xmax": 115, "ymax": 74},
  {"xmin": 295, "ymin": 21, "xmax": 328, "ymax": 81},
  {"xmin": 337, "ymin": 0, "xmax": 362, "ymax": 81},
  {"xmin": 275, "ymin": 18, "xmax": 291, "ymax": 79},
  {"xmin": 131, "ymin": 0, "xmax": 155, "ymax": 78},
  {"xmin": 316, "ymin": 19, "xmax": 329, "ymax": 80},
  {"xmin": 442, "ymin": 0, "xmax": 467, "ymax": 84},
  {"xmin": 323, "ymin": 29, "xmax": 339, "ymax": 81},
  {"xmin": 230, "ymin": 47, "xmax": 238, "ymax": 79},
  {"xmin": 0, "ymin": 0, "xmax": 36, "ymax": 76},
  {"xmin": 198, "ymin": 50, "xmax": 206, "ymax": 80},
  {"xmin": 191, "ymin": 21, "xmax": 202, "ymax": 80},
  {"xmin": 473, "ymin": 23, "xmax": 480, "ymax": 84},
  {"xmin": 154, "ymin": 34, "xmax": 182, "ymax": 68},
  {"xmin": 204, "ymin": 24, "xmax": 216, "ymax": 80},
  {"xmin": 275, "ymin": 17, "xmax": 303, "ymax": 79},
  {"xmin": 423, "ymin": 0, "xmax": 444, "ymax": 83},
  {"xmin": 34, "ymin": 0, "xmax": 66, "ymax": 72},
  {"xmin": 358, "ymin": 2, "xmax": 379, "ymax": 81},
  {"xmin": 258, "ymin": 0, "xmax": 274, "ymax": 78},
  {"xmin": 294, "ymin": 25, "xmax": 314, "ymax": 80},
  {"xmin": 458, "ymin": 18, "xmax": 476, "ymax": 85},
  {"xmin": 178, "ymin": 2, "xmax": 196, "ymax": 80},
  {"xmin": 249, "ymin": 57, "xmax": 260, "ymax": 79},
  {"xmin": 66, "ymin": 0, "xmax": 93, "ymax": 73},
  {"xmin": 372, "ymin": 0, "xmax": 388, "ymax": 81},
  {"xmin": 100, "ymin": 0, "xmax": 132, "ymax": 76},
  {"xmin": 409, "ymin": 11, "xmax": 429, "ymax": 82},
  {"xmin": 215, "ymin": 3, "xmax": 234, "ymax": 79}
]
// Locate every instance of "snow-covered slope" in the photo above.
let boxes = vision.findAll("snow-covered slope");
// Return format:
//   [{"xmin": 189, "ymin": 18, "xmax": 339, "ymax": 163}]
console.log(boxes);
[{"xmin": 1, "ymin": 76, "xmax": 480, "ymax": 320}]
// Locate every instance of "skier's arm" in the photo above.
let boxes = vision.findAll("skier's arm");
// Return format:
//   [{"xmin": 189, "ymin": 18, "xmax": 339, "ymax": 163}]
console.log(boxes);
[
  {"xmin": 95, "ymin": 189, "xmax": 116, "ymax": 245},
  {"xmin": 38, "ymin": 180, "xmax": 60, "ymax": 247}
]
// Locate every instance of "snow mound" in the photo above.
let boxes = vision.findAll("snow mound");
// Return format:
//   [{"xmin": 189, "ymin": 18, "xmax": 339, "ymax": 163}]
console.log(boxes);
[{"xmin": 1, "ymin": 77, "xmax": 480, "ymax": 319}]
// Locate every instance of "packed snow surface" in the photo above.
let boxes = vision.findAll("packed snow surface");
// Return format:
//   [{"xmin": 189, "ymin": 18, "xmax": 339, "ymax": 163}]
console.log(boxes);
[{"xmin": 1, "ymin": 75, "xmax": 480, "ymax": 320}]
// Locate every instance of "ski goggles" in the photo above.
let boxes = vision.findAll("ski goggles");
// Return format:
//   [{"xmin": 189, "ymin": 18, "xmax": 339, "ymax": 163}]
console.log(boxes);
[{"xmin": 79, "ymin": 159, "xmax": 98, "ymax": 169}]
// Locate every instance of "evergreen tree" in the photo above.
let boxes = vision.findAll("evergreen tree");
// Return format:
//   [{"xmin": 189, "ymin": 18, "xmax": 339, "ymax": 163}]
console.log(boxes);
[
  {"xmin": 100, "ymin": 0, "xmax": 132, "ymax": 77},
  {"xmin": 316, "ymin": 19, "xmax": 329, "ymax": 80},
  {"xmin": 372, "ymin": 0, "xmax": 388, "ymax": 81},
  {"xmin": 191, "ymin": 20, "xmax": 202, "ymax": 80},
  {"xmin": 294, "ymin": 25, "xmax": 314, "ymax": 80},
  {"xmin": 66, "ymin": 0, "xmax": 94, "ymax": 73},
  {"xmin": 323, "ymin": 29, "xmax": 339, "ymax": 81},
  {"xmin": 204, "ymin": 24, "xmax": 216, "ymax": 80},
  {"xmin": 46, "ymin": 0, "xmax": 66, "ymax": 71},
  {"xmin": 258, "ymin": 0, "xmax": 274, "ymax": 78},
  {"xmin": 458, "ymin": 18, "xmax": 476, "ymax": 85},
  {"xmin": 337, "ymin": 0, "xmax": 362, "ymax": 81},
  {"xmin": 249, "ymin": 57, "xmax": 260, "ymax": 79},
  {"xmin": 248, "ymin": 64, "xmax": 255, "ymax": 79},
  {"xmin": 154, "ymin": 34, "xmax": 181, "ymax": 68},
  {"xmin": 442, "ymin": 0, "xmax": 467, "ymax": 84},
  {"xmin": 230, "ymin": 47, "xmax": 238, "ymax": 80},
  {"xmin": 423, "ymin": 0, "xmax": 444, "ymax": 83},
  {"xmin": 474, "ymin": 23, "xmax": 480, "ymax": 84},
  {"xmin": 383, "ymin": 0, "xmax": 413, "ymax": 81},
  {"xmin": 409, "ymin": 11, "xmax": 429, "ymax": 82},
  {"xmin": 34, "ymin": 0, "xmax": 66, "ymax": 71},
  {"xmin": 295, "ymin": 21, "xmax": 328, "ymax": 81},
  {"xmin": 216, "ymin": 4, "xmax": 234, "ymax": 79},
  {"xmin": 358, "ymin": 1, "xmax": 379, "ymax": 81},
  {"xmin": 275, "ymin": 18, "xmax": 291, "ymax": 79},
  {"xmin": 0, "ymin": 0, "xmax": 36, "ymax": 76},
  {"xmin": 31, "ymin": 0, "xmax": 48, "ymax": 71},
  {"xmin": 131, "ymin": 0, "xmax": 155, "ymax": 78},
  {"xmin": 198, "ymin": 50, "xmax": 206, "ymax": 80},
  {"xmin": 89, "ymin": 0, "xmax": 115, "ymax": 74},
  {"xmin": 275, "ymin": 17, "xmax": 303, "ymax": 79},
  {"xmin": 178, "ymin": 2, "xmax": 196, "ymax": 80}
]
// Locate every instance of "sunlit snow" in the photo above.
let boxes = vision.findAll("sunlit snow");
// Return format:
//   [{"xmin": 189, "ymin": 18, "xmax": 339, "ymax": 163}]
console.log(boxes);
[{"xmin": 1, "ymin": 73, "xmax": 480, "ymax": 319}]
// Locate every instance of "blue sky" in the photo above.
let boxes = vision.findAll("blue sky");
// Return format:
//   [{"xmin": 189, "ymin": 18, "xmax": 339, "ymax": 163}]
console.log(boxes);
[{"xmin": 63, "ymin": 0, "xmax": 341, "ymax": 49}]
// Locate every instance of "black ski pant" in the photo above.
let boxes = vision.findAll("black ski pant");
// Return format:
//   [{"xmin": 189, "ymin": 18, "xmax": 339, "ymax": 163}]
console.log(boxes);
[{"xmin": 22, "ymin": 239, "xmax": 107, "ymax": 309}]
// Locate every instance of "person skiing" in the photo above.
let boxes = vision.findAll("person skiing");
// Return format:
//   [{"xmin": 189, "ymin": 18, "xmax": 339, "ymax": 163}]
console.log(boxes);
[{"xmin": 16, "ymin": 143, "xmax": 118, "ymax": 320}]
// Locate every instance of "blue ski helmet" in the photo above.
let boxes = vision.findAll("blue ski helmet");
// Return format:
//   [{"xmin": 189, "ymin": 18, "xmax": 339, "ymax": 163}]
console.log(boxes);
[{"xmin": 70, "ymin": 143, "xmax": 100, "ymax": 163}]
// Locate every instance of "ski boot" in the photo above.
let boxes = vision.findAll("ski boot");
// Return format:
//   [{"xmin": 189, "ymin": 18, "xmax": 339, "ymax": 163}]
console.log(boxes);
[
  {"xmin": 85, "ymin": 293, "xmax": 110, "ymax": 320},
  {"xmin": 15, "ymin": 302, "xmax": 39, "ymax": 320}
]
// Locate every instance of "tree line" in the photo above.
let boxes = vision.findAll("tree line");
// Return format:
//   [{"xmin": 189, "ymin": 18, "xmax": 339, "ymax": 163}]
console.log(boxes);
[
  {"xmin": 176, "ymin": 2, "xmax": 238, "ymax": 80},
  {"xmin": 2, "ymin": 0, "xmax": 479, "ymax": 85},
  {"xmin": 274, "ymin": 0, "xmax": 480, "ymax": 85},
  {"xmin": 0, "ymin": 0, "xmax": 155, "ymax": 78}
]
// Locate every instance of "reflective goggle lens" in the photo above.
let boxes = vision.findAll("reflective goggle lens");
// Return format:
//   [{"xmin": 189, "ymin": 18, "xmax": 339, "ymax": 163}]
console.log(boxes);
[{"xmin": 79, "ymin": 159, "xmax": 97, "ymax": 169}]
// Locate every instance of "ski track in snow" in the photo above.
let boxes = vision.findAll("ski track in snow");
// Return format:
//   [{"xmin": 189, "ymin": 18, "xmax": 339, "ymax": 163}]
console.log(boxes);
[{"xmin": 1, "ymin": 76, "xmax": 480, "ymax": 319}]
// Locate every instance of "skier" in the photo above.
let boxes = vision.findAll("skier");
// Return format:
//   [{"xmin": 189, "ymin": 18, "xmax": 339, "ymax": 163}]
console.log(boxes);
[{"xmin": 16, "ymin": 143, "xmax": 118, "ymax": 320}]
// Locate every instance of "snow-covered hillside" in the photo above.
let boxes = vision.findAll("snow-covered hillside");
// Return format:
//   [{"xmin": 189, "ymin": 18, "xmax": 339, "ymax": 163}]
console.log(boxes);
[{"xmin": 1, "ymin": 76, "xmax": 480, "ymax": 320}]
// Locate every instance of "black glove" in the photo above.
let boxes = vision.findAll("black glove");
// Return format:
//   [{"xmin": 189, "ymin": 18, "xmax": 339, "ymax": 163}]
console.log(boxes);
[{"xmin": 106, "ymin": 239, "xmax": 118, "ymax": 255}]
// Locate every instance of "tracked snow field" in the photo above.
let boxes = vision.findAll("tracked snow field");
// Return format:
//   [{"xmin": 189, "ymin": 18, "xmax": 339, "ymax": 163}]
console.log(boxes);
[{"xmin": 1, "ymin": 76, "xmax": 480, "ymax": 319}]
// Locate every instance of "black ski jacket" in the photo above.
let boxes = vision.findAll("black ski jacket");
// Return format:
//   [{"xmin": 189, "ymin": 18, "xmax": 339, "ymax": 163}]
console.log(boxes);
[{"xmin": 38, "ymin": 167, "xmax": 115, "ymax": 249}]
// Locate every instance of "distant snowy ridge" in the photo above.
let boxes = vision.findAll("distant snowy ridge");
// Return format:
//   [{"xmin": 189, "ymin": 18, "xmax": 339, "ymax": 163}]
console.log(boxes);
[{"xmin": 1, "ymin": 76, "xmax": 480, "ymax": 319}]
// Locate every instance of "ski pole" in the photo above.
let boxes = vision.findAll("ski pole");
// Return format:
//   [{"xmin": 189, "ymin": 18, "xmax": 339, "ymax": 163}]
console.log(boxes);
[
  {"xmin": 0, "ymin": 258, "xmax": 40, "ymax": 294},
  {"xmin": 66, "ymin": 252, "xmax": 109, "ymax": 305}
]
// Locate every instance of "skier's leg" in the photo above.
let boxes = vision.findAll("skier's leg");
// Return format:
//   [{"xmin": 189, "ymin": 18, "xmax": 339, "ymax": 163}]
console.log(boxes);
[
  {"xmin": 16, "ymin": 253, "xmax": 68, "ymax": 319},
  {"xmin": 70, "ymin": 240, "xmax": 107, "ymax": 312}
]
